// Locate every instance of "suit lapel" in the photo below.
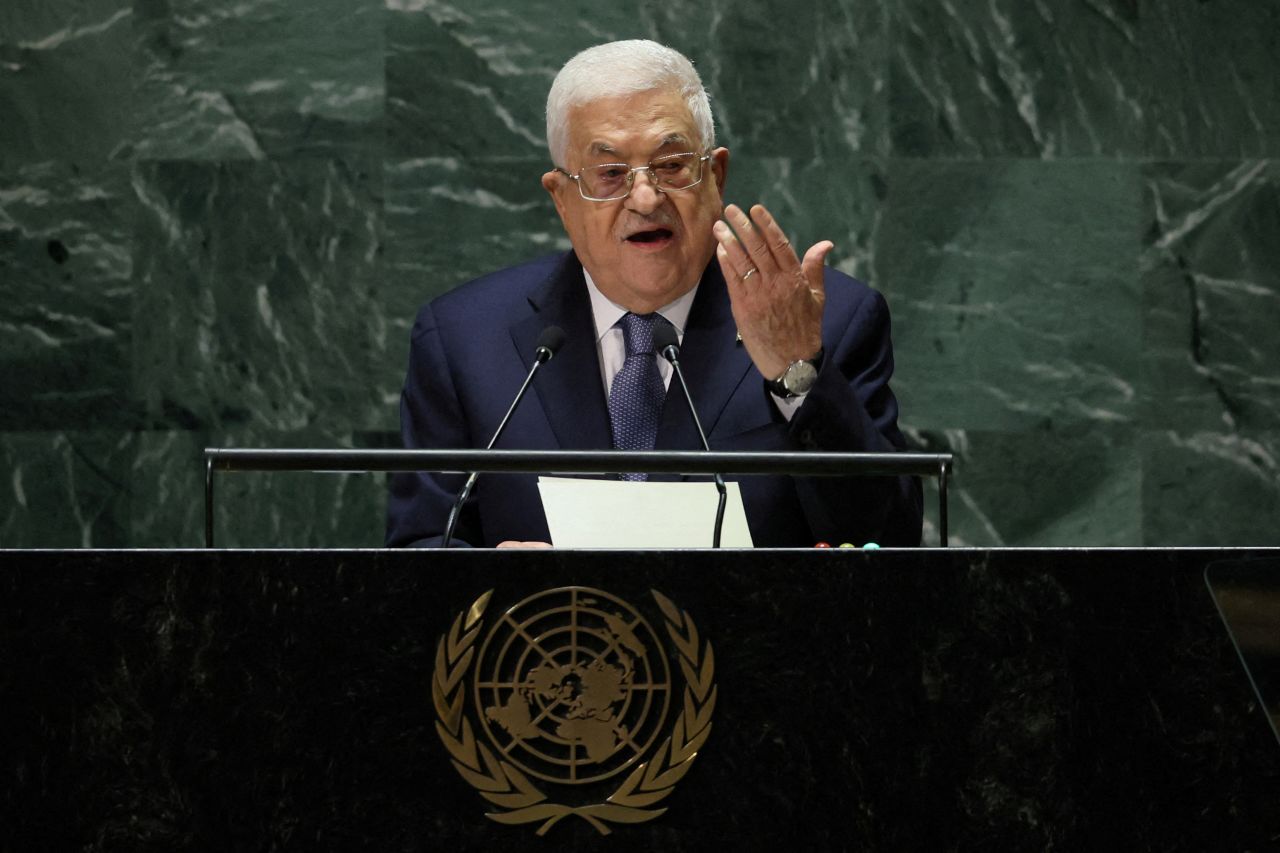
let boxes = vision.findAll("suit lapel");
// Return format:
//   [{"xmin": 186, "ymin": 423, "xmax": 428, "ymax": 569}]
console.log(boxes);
[
  {"xmin": 510, "ymin": 253, "xmax": 613, "ymax": 450},
  {"xmin": 510, "ymin": 255, "xmax": 754, "ymax": 456},
  {"xmin": 656, "ymin": 262, "xmax": 755, "ymax": 450}
]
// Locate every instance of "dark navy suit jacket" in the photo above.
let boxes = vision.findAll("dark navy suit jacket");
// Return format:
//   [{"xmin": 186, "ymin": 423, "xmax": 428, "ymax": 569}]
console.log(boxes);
[{"xmin": 386, "ymin": 252, "xmax": 922, "ymax": 548}]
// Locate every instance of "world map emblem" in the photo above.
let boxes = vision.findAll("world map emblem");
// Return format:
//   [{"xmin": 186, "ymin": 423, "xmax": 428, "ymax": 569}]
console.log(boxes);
[{"xmin": 431, "ymin": 587, "xmax": 716, "ymax": 836}]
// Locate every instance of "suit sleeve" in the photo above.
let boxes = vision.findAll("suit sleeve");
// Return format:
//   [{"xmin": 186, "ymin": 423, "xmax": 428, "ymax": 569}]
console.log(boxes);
[
  {"xmin": 785, "ymin": 286, "xmax": 923, "ymax": 546},
  {"xmin": 385, "ymin": 303, "xmax": 481, "ymax": 548}
]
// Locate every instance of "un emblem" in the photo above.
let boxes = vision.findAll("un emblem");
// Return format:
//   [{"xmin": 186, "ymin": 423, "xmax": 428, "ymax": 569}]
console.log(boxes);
[{"xmin": 432, "ymin": 587, "xmax": 716, "ymax": 836}]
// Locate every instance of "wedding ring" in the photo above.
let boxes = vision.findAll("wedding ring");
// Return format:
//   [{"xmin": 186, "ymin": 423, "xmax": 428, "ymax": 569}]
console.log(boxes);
[{"xmin": 742, "ymin": 268, "xmax": 758, "ymax": 281}]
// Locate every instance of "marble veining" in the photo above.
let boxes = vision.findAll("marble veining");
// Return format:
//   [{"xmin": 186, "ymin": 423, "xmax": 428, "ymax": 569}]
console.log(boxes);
[
  {"xmin": 1141, "ymin": 2, "xmax": 1280, "ymax": 157},
  {"xmin": 0, "ymin": 431, "xmax": 132, "ymax": 547},
  {"xmin": 1142, "ymin": 161, "xmax": 1280, "ymax": 432},
  {"xmin": 0, "ymin": 162, "xmax": 135, "ymax": 430},
  {"xmin": 0, "ymin": 0, "xmax": 133, "ymax": 167},
  {"xmin": 891, "ymin": 0, "xmax": 1143, "ymax": 157},
  {"xmin": 130, "ymin": 159, "xmax": 384, "ymax": 435},
  {"xmin": 883, "ymin": 159, "xmax": 1140, "ymax": 433},
  {"xmin": 130, "ymin": 0, "xmax": 384, "ymax": 160}
]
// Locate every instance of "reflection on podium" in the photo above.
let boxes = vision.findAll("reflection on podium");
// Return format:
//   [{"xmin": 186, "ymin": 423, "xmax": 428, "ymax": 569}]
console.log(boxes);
[{"xmin": 1208, "ymin": 557, "xmax": 1280, "ymax": 746}]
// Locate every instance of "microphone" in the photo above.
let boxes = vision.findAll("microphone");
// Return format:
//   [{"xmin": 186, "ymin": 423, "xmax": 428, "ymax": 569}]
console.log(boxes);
[
  {"xmin": 653, "ymin": 320, "xmax": 728, "ymax": 548},
  {"xmin": 441, "ymin": 325, "xmax": 566, "ymax": 547}
]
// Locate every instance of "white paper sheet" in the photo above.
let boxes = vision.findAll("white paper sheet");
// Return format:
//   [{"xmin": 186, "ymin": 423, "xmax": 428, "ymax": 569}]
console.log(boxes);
[{"xmin": 537, "ymin": 476, "xmax": 754, "ymax": 548}]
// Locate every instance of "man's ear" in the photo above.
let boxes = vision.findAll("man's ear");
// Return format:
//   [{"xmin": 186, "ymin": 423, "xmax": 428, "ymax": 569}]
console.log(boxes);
[
  {"xmin": 541, "ymin": 170, "xmax": 569, "ymax": 222},
  {"xmin": 710, "ymin": 147, "xmax": 729, "ymax": 198}
]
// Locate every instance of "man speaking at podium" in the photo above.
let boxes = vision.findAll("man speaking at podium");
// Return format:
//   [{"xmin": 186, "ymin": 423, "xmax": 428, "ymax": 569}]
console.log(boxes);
[{"xmin": 386, "ymin": 40, "xmax": 921, "ymax": 549}]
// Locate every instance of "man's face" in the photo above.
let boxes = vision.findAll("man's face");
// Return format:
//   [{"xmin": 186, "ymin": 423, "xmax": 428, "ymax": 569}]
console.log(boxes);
[{"xmin": 542, "ymin": 88, "xmax": 729, "ymax": 314}]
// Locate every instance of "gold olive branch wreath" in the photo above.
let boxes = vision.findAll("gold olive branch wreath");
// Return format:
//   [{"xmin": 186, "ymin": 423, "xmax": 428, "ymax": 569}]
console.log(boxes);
[{"xmin": 431, "ymin": 588, "xmax": 716, "ymax": 836}]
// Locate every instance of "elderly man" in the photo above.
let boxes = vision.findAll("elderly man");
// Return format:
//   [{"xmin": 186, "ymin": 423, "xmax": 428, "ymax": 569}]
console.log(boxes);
[{"xmin": 386, "ymin": 40, "xmax": 921, "ymax": 548}]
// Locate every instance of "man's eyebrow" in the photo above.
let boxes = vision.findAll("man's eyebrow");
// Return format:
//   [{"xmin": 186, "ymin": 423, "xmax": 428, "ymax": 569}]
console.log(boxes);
[{"xmin": 586, "ymin": 135, "xmax": 693, "ymax": 159}]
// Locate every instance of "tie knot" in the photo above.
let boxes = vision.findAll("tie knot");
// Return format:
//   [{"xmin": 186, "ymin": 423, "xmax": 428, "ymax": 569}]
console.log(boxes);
[{"xmin": 618, "ymin": 312, "xmax": 660, "ymax": 357}]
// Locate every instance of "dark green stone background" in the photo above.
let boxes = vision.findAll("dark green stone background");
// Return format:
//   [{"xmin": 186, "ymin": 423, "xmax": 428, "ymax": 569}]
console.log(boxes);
[{"xmin": 1, "ymin": 0, "xmax": 1276, "ymax": 547}]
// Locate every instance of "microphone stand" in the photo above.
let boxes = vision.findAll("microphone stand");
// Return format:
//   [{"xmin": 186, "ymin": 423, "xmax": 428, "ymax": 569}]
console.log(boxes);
[
  {"xmin": 658, "ymin": 340, "xmax": 727, "ymax": 548},
  {"xmin": 442, "ymin": 330, "xmax": 562, "ymax": 547}
]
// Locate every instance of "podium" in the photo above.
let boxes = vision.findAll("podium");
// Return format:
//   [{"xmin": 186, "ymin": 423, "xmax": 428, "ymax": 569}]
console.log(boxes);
[{"xmin": 5, "ymin": 548, "xmax": 1279, "ymax": 850}]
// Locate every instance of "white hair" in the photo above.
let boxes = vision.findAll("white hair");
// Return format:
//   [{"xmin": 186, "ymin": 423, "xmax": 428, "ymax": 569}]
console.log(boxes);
[{"xmin": 545, "ymin": 40, "xmax": 716, "ymax": 167}]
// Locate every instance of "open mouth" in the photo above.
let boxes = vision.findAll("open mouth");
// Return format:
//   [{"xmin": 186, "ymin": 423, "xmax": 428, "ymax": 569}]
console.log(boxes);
[{"xmin": 625, "ymin": 227, "xmax": 674, "ymax": 245}]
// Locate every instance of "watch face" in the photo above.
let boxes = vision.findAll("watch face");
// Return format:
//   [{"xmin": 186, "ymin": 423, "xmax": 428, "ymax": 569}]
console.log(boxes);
[{"xmin": 784, "ymin": 359, "xmax": 818, "ymax": 395}]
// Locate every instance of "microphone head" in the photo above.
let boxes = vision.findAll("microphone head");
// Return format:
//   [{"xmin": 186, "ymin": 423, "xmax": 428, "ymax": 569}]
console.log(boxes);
[
  {"xmin": 652, "ymin": 319, "xmax": 680, "ymax": 360},
  {"xmin": 535, "ymin": 325, "xmax": 567, "ymax": 361}
]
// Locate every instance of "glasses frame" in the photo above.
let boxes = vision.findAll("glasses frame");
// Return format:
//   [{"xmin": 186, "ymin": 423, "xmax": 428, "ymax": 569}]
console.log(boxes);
[{"xmin": 556, "ymin": 152, "xmax": 713, "ymax": 202}]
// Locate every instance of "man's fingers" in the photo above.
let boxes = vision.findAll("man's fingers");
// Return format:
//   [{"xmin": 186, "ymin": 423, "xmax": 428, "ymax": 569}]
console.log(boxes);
[
  {"xmin": 801, "ymin": 240, "xmax": 835, "ymax": 296},
  {"xmin": 724, "ymin": 204, "xmax": 780, "ymax": 273},
  {"xmin": 749, "ymin": 204, "xmax": 803, "ymax": 273},
  {"xmin": 719, "ymin": 204, "xmax": 834, "ymax": 302},
  {"xmin": 713, "ymin": 219, "xmax": 757, "ymax": 283}
]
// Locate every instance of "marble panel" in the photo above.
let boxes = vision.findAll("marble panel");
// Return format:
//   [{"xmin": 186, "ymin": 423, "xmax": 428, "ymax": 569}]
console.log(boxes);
[
  {"xmin": 881, "ymin": 159, "xmax": 1141, "ymax": 432},
  {"xmin": 131, "ymin": 429, "xmax": 385, "ymax": 548},
  {"xmin": 1141, "ymin": 161, "xmax": 1280, "ymax": 431},
  {"xmin": 670, "ymin": 0, "xmax": 888, "ymax": 158},
  {"xmin": 380, "ymin": 156, "xmax": 565, "ymax": 421},
  {"xmin": 386, "ymin": 0, "xmax": 885, "ymax": 160},
  {"xmin": 131, "ymin": 159, "xmax": 385, "ymax": 435},
  {"xmin": 0, "ymin": 431, "xmax": 132, "ymax": 547},
  {"xmin": 890, "ymin": 0, "xmax": 1143, "ymax": 157},
  {"xmin": 908, "ymin": 424, "xmax": 1140, "ymax": 547},
  {"xmin": 724, "ymin": 155, "xmax": 885, "ymax": 284},
  {"xmin": 0, "ymin": 161, "xmax": 136, "ymax": 429},
  {"xmin": 0, "ymin": 0, "xmax": 132, "ymax": 167},
  {"xmin": 130, "ymin": 0, "xmax": 383, "ymax": 160},
  {"xmin": 386, "ymin": 1, "xmax": 607, "ymax": 158},
  {"xmin": 128, "ymin": 429, "xmax": 204, "ymax": 548},
  {"xmin": 1142, "ymin": 429, "xmax": 1280, "ymax": 546},
  {"xmin": 1142, "ymin": 2, "xmax": 1280, "ymax": 158}
]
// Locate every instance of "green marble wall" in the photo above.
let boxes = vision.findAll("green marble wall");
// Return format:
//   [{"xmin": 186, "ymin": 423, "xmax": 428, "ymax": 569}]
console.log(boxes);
[{"xmin": 1, "ymin": 0, "xmax": 1276, "ymax": 547}]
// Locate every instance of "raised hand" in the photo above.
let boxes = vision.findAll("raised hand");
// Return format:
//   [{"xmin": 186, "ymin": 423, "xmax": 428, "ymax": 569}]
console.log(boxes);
[{"xmin": 713, "ymin": 203, "xmax": 832, "ymax": 380}]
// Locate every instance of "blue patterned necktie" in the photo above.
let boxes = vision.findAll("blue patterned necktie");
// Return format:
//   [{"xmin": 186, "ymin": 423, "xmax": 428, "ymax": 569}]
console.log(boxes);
[{"xmin": 608, "ymin": 312, "xmax": 666, "ymax": 481}]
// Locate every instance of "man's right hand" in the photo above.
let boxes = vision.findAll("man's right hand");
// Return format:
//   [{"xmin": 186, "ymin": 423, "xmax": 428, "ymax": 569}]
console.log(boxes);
[
  {"xmin": 496, "ymin": 540, "xmax": 553, "ymax": 548},
  {"xmin": 713, "ymin": 203, "xmax": 832, "ymax": 382}
]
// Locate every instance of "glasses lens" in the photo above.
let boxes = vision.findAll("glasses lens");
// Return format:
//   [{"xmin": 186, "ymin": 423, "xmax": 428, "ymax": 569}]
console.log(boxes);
[
  {"xmin": 581, "ymin": 164, "xmax": 631, "ymax": 200},
  {"xmin": 576, "ymin": 154, "xmax": 705, "ymax": 200},
  {"xmin": 651, "ymin": 153, "xmax": 702, "ymax": 190}
]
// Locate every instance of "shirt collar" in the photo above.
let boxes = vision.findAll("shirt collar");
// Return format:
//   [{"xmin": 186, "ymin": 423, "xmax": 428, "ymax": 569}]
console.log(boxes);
[{"xmin": 583, "ymin": 269, "xmax": 699, "ymax": 344}]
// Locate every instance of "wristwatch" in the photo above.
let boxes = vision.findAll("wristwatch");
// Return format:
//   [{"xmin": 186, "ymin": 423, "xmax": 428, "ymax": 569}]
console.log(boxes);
[{"xmin": 765, "ymin": 348, "xmax": 823, "ymax": 398}]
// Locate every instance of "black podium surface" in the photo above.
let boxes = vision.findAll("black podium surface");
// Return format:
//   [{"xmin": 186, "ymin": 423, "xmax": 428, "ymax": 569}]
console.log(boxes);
[{"xmin": 5, "ymin": 548, "xmax": 1279, "ymax": 851}]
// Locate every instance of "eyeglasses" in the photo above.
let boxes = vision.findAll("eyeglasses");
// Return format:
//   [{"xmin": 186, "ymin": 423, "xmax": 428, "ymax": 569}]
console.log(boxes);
[{"xmin": 556, "ymin": 152, "xmax": 712, "ymax": 202}]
